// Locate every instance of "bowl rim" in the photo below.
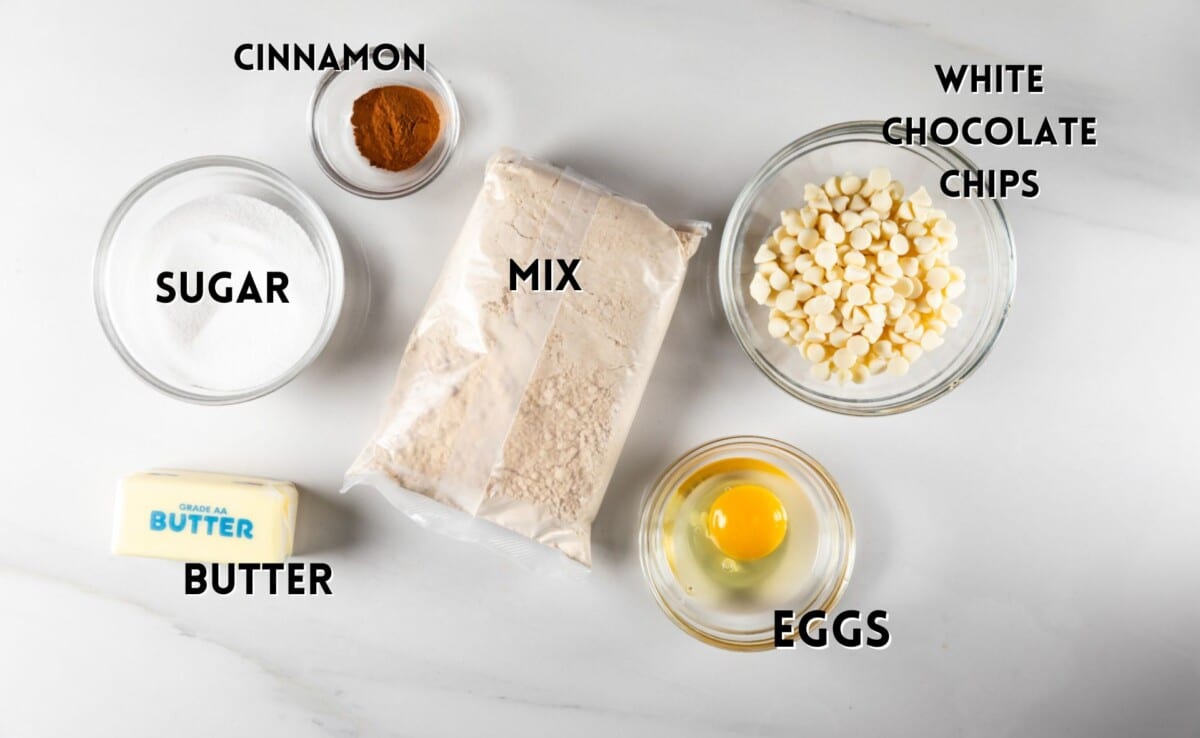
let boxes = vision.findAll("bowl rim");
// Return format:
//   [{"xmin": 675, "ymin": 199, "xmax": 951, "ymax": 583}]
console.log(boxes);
[
  {"xmin": 719, "ymin": 120, "xmax": 1017, "ymax": 416},
  {"xmin": 308, "ymin": 58, "xmax": 461, "ymax": 200},
  {"xmin": 638, "ymin": 435, "xmax": 856, "ymax": 651},
  {"xmin": 93, "ymin": 155, "xmax": 345, "ymax": 405}
]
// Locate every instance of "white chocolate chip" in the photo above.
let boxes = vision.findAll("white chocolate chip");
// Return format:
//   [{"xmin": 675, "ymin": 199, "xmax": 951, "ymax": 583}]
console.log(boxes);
[
  {"xmin": 775, "ymin": 290, "xmax": 798, "ymax": 312},
  {"xmin": 846, "ymin": 283, "xmax": 871, "ymax": 306},
  {"xmin": 832, "ymin": 347, "xmax": 856, "ymax": 370},
  {"xmin": 868, "ymin": 168, "xmax": 892, "ymax": 191},
  {"xmin": 914, "ymin": 236, "xmax": 939, "ymax": 254},
  {"xmin": 750, "ymin": 273, "xmax": 771, "ymax": 304},
  {"xmin": 814, "ymin": 312, "xmax": 838, "ymax": 333},
  {"xmin": 804, "ymin": 294, "xmax": 835, "ymax": 316},
  {"xmin": 920, "ymin": 331, "xmax": 944, "ymax": 351},
  {"xmin": 845, "ymin": 265, "xmax": 871, "ymax": 283},
  {"xmin": 925, "ymin": 267, "xmax": 951, "ymax": 290},
  {"xmin": 814, "ymin": 242, "xmax": 838, "ymax": 268}
]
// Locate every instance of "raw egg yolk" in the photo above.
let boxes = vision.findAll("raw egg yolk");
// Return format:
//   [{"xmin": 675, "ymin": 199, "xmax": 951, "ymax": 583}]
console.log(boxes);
[{"xmin": 706, "ymin": 484, "xmax": 788, "ymax": 561}]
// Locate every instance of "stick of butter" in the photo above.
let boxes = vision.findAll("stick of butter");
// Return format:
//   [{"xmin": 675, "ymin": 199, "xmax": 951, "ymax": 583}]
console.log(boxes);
[{"xmin": 112, "ymin": 470, "xmax": 298, "ymax": 563}]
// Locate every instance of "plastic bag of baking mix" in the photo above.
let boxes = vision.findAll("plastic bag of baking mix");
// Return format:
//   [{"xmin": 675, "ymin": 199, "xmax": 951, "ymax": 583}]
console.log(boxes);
[{"xmin": 343, "ymin": 148, "xmax": 708, "ymax": 570}]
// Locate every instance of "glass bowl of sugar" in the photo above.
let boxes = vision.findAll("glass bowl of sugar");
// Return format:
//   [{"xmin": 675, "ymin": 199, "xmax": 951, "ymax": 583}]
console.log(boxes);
[{"xmin": 94, "ymin": 156, "xmax": 344, "ymax": 404}]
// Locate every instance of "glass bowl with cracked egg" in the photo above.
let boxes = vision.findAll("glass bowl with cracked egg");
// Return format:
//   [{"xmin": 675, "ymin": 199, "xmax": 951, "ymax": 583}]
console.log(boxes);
[
  {"xmin": 639, "ymin": 436, "xmax": 854, "ymax": 650},
  {"xmin": 720, "ymin": 121, "xmax": 1016, "ymax": 415}
]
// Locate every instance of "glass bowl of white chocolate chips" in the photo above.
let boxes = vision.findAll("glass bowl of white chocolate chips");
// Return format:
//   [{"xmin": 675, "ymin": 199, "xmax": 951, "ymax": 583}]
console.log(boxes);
[{"xmin": 720, "ymin": 121, "xmax": 1016, "ymax": 415}]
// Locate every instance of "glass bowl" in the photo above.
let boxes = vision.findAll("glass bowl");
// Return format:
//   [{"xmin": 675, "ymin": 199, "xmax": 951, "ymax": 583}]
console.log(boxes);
[
  {"xmin": 94, "ymin": 156, "xmax": 345, "ymax": 404},
  {"xmin": 639, "ymin": 436, "xmax": 855, "ymax": 651},
  {"xmin": 309, "ymin": 56, "xmax": 460, "ymax": 199},
  {"xmin": 720, "ymin": 121, "xmax": 1016, "ymax": 415}
]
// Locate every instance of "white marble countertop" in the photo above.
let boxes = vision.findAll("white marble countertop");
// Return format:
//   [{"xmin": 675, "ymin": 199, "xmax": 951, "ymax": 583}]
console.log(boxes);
[{"xmin": 2, "ymin": 1, "xmax": 1198, "ymax": 735}]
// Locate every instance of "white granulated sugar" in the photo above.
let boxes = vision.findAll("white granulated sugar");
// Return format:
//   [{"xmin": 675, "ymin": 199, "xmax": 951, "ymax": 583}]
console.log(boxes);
[{"xmin": 126, "ymin": 193, "xmax": 327, "ymax": 392}]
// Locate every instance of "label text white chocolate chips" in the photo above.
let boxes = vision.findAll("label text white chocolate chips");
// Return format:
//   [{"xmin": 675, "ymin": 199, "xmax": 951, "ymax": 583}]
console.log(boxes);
[{"xmin": 882, "ymin": 63, "xmax": 1099, "ymax": 198}]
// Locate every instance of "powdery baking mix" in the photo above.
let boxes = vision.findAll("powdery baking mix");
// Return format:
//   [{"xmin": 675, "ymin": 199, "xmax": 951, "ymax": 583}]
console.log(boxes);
[{"xmin": 343, "ymin": 149, "xmax": 707, "ymax": 568}]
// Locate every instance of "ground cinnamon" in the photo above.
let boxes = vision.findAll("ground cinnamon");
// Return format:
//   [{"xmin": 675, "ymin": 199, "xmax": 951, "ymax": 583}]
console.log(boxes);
[{"xmin": 350, "ymin": 85, "xmax": 441, "ymax": 172}]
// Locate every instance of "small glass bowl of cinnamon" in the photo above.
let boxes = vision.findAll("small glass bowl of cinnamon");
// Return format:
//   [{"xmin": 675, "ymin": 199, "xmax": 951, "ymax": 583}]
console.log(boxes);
[{"xmin": 309, "ymin": 52, "xmax": 460, "ymax": 199}]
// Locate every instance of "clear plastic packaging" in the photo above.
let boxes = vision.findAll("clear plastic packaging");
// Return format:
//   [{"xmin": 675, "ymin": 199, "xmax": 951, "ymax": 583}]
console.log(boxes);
[{"xmin": 343, "ymin": 149, "xmax": 707, "ymax": 569}]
